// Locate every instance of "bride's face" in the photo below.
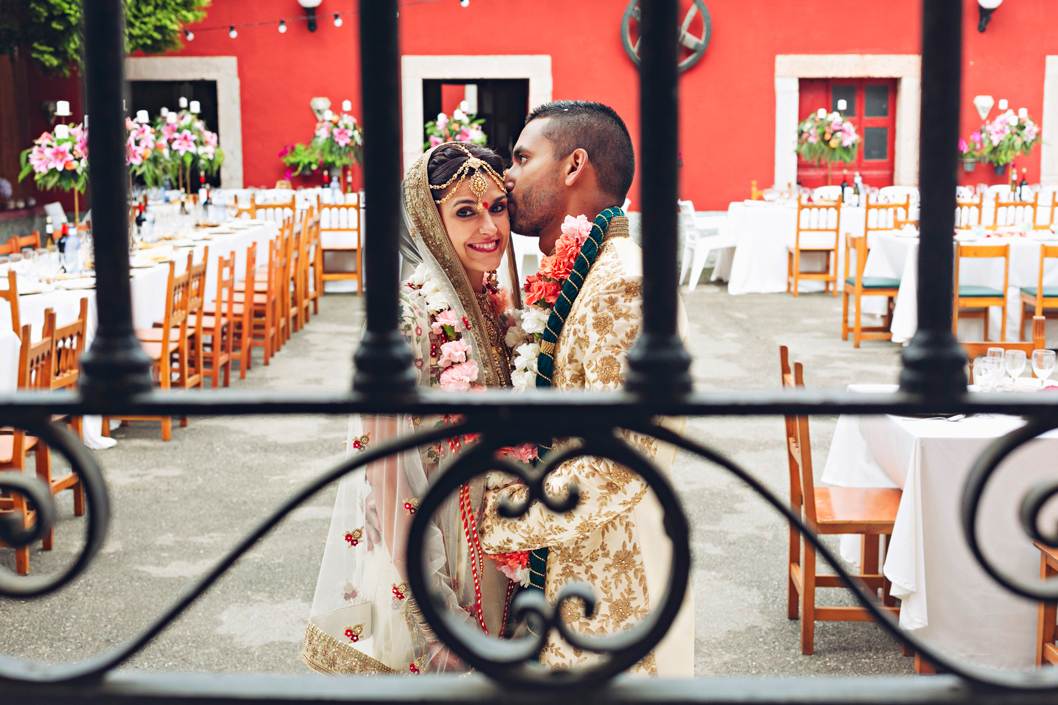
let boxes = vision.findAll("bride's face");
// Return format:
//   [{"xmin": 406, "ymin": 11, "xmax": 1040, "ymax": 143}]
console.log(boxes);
[{"xmin": 437, "ymin": 177, "xmax": 510, "ymax": 287}]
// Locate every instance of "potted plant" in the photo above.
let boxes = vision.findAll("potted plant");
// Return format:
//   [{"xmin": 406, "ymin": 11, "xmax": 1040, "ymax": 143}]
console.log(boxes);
[
  {"xmin": 796, "ymin": 110, "xmax": 859, "ymax": 186},
  {"xmin": 958, "ymin": 130, "xmax": 984, "ymax": 172},
  {"xmin": 424, "ymin": 104, "xmax": 487, "ymax": 150},
  {"xmin": 981, "ymin": 109, "xmax": 1040, "ymax": 176}
]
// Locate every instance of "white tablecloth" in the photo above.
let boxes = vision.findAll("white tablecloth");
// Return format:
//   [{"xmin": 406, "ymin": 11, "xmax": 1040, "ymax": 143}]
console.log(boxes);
[
  {"xmin": 0, "ymin": 222, "xmax": 278, "ymax": 448},
  {"xmin": 862, "ymin": 233, "xmax": 1058, "ymax": 344},
  {"xmin": 722, "ymin": 201, "xmax": 866, "ymax": 295},
  {"xmin": 0, "ymin": 330, "xmax": 18, "ymax": 392},
  {"xmin": 822, "ymin": 384, "xmax": 1058, "ymax": 670}
]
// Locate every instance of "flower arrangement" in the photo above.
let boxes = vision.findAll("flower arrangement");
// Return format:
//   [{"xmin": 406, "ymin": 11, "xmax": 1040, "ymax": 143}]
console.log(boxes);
[
  {"xmin": 153, "ymin": 110, "xmax": 224, "ymax": 192},
  {"xmin": 19, "ymin": 122, "xmax": 88, "ymax": 195},
  {"xmin": 280, "ymin": 112, "xmax": 363, "ymax": 186},
  {"xmin": 423, "ymin": 107, "xmax": 487, "ymax": 150},
  {"xmin": 796, "ymin": 110, "xmax": 859, "ymax": 183},
  {"xmin": 505, "ymin": 214, "xmax": 594, "ymax": 391},
  {"xmin": 959, "ymin": 130, "xmax": 985, "ymax": 160},
  {"xmin": 278, "ymin": 143, "xmax": 322, "ymax": 179},
  {"xmin": 979, "ymin": 109, "xmax": 1040, "ymax": 169}
]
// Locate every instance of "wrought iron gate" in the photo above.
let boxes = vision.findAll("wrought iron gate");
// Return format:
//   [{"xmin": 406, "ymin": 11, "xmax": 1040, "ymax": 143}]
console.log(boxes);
[{"xmin": 3, "ymin": 0, "xmax": 1058, "ymax": 701}]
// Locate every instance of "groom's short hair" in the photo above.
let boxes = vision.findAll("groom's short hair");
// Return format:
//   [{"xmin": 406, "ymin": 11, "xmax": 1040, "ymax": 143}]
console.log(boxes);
[{"xmin": 525, "ymin": 101, "xmax": 635, "ymax": 202}]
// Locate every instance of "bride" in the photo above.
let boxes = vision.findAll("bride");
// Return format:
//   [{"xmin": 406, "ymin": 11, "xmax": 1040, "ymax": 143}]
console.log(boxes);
[{"xmin": 302, "ymin": 143, "xmax": 518, "ymax": 675}]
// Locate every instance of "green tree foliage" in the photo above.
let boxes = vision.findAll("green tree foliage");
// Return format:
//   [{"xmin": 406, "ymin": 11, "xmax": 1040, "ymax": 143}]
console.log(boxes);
[{"xmin": 0, "ymin": 0, "xmax": 209, "ymax": 76}]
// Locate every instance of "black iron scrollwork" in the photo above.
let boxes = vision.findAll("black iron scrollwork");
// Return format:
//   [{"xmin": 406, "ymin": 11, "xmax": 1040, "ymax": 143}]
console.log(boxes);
[{"xmin": 405, "ymin": 426, "xmax": 691, "ymax": 687}]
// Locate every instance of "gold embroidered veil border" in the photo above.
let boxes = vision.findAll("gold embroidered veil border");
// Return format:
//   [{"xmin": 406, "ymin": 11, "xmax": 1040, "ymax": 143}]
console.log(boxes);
[{"xmin": 403, "ymin": 145, "xmax": 512, "ymax": 388}]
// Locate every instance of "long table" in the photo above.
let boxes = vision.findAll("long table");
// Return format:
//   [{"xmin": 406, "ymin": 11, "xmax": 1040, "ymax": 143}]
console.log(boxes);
[
  {"xmin": 0, "ymin": 221, "xmax": 279, "ymax": 447},
  {"xmin": 860, "ymin": 232, "xmax": 1058, "ymax": 344},
  {"xmin": 822, "ymin": 384, "xmax": 1058, "ymax": 671}
]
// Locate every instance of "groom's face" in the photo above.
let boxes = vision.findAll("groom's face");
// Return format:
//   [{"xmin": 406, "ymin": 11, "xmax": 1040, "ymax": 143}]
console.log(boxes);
[{"xmin": 506, "ymin": 118, "xmax": 564, "ymax": 238}]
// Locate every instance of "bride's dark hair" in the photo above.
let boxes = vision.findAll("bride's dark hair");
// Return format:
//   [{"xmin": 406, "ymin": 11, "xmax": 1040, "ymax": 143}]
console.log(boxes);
[{"xmin": 427, "ymin": 143, "xmax": 505, "ymax": 193}]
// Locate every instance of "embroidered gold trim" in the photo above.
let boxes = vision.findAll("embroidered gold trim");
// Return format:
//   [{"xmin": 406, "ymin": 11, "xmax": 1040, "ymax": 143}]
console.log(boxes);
[
  {"xmin": 540, "ymin": 341, "xmax": 555, "ymax": 355},
  {"xmin": 301, "ymin": 622, "xmax": 399, "ymax": 675}
]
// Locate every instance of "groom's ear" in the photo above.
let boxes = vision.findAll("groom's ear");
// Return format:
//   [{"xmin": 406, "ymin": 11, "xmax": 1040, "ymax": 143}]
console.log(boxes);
[{"xmin": 563, "ymin": 148, "xmax": 591, "ymax": 187}]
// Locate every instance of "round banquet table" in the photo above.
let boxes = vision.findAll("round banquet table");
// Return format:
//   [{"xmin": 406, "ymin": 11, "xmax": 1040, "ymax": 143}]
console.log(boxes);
[
  {"xmin": 721, "ymin": 200, "xmax": 866, "ymax": 295},
  {"xmin": 0, "ymin": 221, "xmax": 279, "ymax": 448},
  {"xmin": 860, "ymin": 232, "xmax": 1058, "ymax": 344},
  {"xmin": 822, "ymin": 384, "xmax": 1058, "ymax": 671}
]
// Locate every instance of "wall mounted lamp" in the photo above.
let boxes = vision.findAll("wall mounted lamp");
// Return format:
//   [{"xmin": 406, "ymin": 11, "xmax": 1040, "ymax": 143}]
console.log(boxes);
[
  {"xmin": 978, "ymin": 0, "xmax": 1002, "ymax": 32},
  {"xmin": 298, "ymin": 0, "xmax": 323, "ymax": 32}
]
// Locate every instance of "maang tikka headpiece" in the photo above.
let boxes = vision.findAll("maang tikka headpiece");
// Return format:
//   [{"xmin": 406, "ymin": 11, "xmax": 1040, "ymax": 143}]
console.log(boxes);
[{"xmin": 430, "ymin": 143, "xmax": 507, "ymax": 210}]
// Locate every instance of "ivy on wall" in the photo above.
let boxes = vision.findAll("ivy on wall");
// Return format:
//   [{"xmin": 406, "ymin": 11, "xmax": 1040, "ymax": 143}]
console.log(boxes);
[{"xmin": 0, "ymin": 0, "xmax": 209, "ymax": 76}]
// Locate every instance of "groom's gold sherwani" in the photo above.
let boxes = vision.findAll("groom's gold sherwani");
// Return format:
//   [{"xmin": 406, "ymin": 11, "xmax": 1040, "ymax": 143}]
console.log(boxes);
[{"xmin": 479, "ymin": 217, "xmax": 694, "ymax": 676}]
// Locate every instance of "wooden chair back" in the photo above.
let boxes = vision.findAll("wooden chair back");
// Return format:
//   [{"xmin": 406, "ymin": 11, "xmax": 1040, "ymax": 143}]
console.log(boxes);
[
  {"xmin": 0, "ymin": 238, "xmax": 13, "ymax": 255},
  {"xmin": 843, "ymin": 234, "xmax": 869, "ymax": 288},
  {"xmin": 1, "ymin": 269, "xmax": 19, "ymax": 336},
  {"xmin": 992, "ymin": 190, "xmax": 1041, "ymax": 229},
  {"xmin": 274, "ymin": 179, "xmax": 293, "ymax": 190},
  {"xmin": 962, "ymin": 316, "xmax": 1047, "ymax": 379},
  {"xmin": 955, "ymin": 242, "xmax": 1010, "ymax": 295},
  {"xmin": 795, "ymin": 197, "xmax": 841, "ymax": 248},
  {"xmin": 18, "ymin": 323, "xmax": 52, "ymax": 391},
  {"xmin": 164, "ymin": 261, "xmax": 191, "ymax": 361},
  {"xmin": 865, "ymin": 195, "xmax": 910, "ymax": 236},
  {"xmin": 780, "ymin": 350, "xmax": 817, "ymax": 527},
  {"xmin": 1034, "ymin": 244, "xmax": 1058, "ymax": 314},
  {"xmin": 780, "ymin": 346, "xmax": 804, "ymax": 525},
  {"xmin": 253, "ymin": 193, "xmax": 296, "ymax": 223},
  {"xmin": 955, "ymin": 196, "xmax": 982, "ymax": 229},
  {"xmin": 44, "ymin": 298, "xmax": 88, "ymax": 391},
  {"xmin": 304, "ymin": 208, "xmax": 323, "ymax": 311}
]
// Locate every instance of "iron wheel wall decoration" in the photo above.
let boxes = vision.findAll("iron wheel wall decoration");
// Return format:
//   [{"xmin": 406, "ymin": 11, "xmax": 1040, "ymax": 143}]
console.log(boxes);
[{"xmin": 622, "ymin": 0, "xmax": 711, "ymax": 74}]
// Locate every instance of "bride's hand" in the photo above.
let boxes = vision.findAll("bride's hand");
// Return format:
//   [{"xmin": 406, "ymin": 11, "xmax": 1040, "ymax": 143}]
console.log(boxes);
[{"xmin": 426, "ymin": 641, "xmax": 466, "ymax": 673}]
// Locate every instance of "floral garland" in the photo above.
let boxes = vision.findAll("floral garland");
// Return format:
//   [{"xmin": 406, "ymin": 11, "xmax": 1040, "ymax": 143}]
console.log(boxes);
[{"xmin": 478, "ymin": 214, "xmax": 595, "ymax": 589}]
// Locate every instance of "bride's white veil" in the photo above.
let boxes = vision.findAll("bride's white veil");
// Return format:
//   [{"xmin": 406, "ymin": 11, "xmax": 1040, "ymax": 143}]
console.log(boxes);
[{"xmin": 303, "ymin": 145, "xmax": 513, "ymax": 675}]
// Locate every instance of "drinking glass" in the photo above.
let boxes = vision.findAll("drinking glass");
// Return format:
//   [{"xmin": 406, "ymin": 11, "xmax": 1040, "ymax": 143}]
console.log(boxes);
[
  {"xmin": 987, "ymin": 347, "xmax": 1005, "ymax": 359},
  {"xmin": 1005, "ymin": 349, "xmax": 1027, "ymax": 382},
  {"xmin": 976, "ymin": 357, "xmax": 1002, "ymax": 391},
  {"xmin": 1033, "ymin": 349, "xmax": 1057, "ymax": 385}
]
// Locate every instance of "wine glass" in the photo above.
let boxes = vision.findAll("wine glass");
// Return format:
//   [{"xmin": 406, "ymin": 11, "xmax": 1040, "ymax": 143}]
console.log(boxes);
[
  {"xmin": 987, "ymin": 347, "xmax": 1005, "ymax": 359},
  {"xmin": 1005, "ymin": 349, "xmax": 1027, "ymax": 384},
  {"xmin": 1033, "ymin": 349, "xmax": 1057, "ymax": 386}
]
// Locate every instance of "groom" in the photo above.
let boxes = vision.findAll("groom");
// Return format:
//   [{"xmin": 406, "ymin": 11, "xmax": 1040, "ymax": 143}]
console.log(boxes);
[{"xmin": 478, "ymin": 101, "xmax": 693, "ymax": 676}]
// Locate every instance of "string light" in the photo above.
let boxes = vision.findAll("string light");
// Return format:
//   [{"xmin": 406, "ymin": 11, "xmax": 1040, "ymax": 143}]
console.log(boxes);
[
  {"xmin": 182, "ymin": 0, "xmax": 446, "ymax": 36},
  {"xmin": 278, "ymin": 19, "xmax": 287, "ymax": 33},
  {"xmin": 184, "ymin": 29, "xmax": 194, "ymax": 40},
  {"xmin": 460, "ymin": 0, "xmax": 469, "ymax": 6},
  {"xmin": 229, "ymin": 25, "xmax": 238, "ymax": 38},
  {"xmin": 333, "ymin": 13, "xmax": 343, "ymax": 26}
]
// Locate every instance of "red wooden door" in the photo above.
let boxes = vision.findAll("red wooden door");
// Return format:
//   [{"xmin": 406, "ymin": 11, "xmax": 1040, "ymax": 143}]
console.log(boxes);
[{"xmin": 796, "ymin": 78, "xmax": 897, "ymax": 189}]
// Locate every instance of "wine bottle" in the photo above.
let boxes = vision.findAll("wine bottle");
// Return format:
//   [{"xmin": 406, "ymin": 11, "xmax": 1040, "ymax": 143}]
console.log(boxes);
[
  {"xmin": 1020, "ymin": 168, "xmax": 1029, "ymax": 202},
  {"xmin": 853, "ymin": 172, "xmax": 863, "ymax": 207},
  {"xmin": 840, "ymin": 170, "xmax": 849, "ymax": 203},
  {"xmin": 44, "ymin": 216, "xmax": 54, "ymax": 248}
]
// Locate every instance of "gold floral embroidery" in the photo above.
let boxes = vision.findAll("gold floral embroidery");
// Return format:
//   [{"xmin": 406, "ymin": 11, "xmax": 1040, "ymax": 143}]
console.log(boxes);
[
  {"xmin": 596, "ymin": 355, "xmax": 621, "ymax": 385},
  {"xmin": 403, "ymin": 498, "xmax": 419, "ymax": 515},
  {"xmin": 343, "ymin": 528, "xmax": 363, "ymax": 547},
  {"xmin": 349, "ymin": 434, "xmax": 370, "ymax": 451},
  {"xmin": 344, "ymin": 623, "xmax": 365, "ymax": 643},
  {"xmin": 591, "ymin": 313, "xmax": 614, "ymax": 337}
]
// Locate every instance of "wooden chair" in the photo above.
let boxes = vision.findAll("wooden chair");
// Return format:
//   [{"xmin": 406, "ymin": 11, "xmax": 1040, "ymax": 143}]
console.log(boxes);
[
  {"xmin": 198, "ymin": 251, "xmax": 235, "ymax": 388},
  {"xmin": 44, "ymin": 299, "xmax": 89, "ymax": 440},
  {"xmin": 953, "ymin": 243, "xmax": 1010, "ymax": 341},
  {"xmin": 233, "ymin": 235, "xmax": 282, "ymax": 365},
  {"xmin": 780, "ymin": 346, "xmax": 901, "ymax": 655},
  {"xmin": 1035, "ymin": 542, "xmax": 1058, "ymax": 667},
  {"xmin": 992, "ymin": 191, "xmax": 1041, "ymax": 230},
  {"xmin": 318, "ymin": 191, "xmax": 363, "ymax": 295},
  {"xmin": 955, "ymin": 196, "xmax": 982, "ymax": 230},
  {"xmin": 274, "ymin": 179, "xmax": 293, "ymax": 190},
  {"xmin": 5, "ymin": 232, "xmax": 42, "ymax": 253},
  {"xmin": 305, "ymin": 208, "xmax": 323, "ymax": 317},
  {"xmin": 750, "ymin": 180, "xmax": 763, "ymax": 201},
  {"xmin": 1020, "ymin": 244, "xmax": 1058, "ymax": 340},
  {"xmin": 787, "ymin": 197, "xmax": 841, "ymax": 297},
  {"xmin": 33, "ymin": 308, "xmax": 87, "ymax": 550},
  {"xmin": 104, "ymin": 261, "xmax": 190, "ymax": 441},
  {"xmin": 841, "ymin": 235, "xmax": 899, "ymax": 347},
  {"xmin": 287, "ymin": 216, "xmax": 305, "ymax": 336},
  {"xmin": 205, "ymin": 243, "xmax": 256, "ymax": 379},
  {"xmin": 0, "ymin": 324, "xmax": 52, "ymax": 574},
  {"xmin": 1, "ymin": 270, "xmax": 20, "ymax": 336}
]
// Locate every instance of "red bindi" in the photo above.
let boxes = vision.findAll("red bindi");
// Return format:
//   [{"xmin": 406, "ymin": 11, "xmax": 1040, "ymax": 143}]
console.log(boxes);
[{"xmin": 481, "ymin": 200, "xmax": 490, "ymax": 209}]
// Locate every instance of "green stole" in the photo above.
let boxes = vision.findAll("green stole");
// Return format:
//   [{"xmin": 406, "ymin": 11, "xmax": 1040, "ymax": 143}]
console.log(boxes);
[{"xmin": 526, "ymin": 206, "xmax": 623, "ymax": 593}]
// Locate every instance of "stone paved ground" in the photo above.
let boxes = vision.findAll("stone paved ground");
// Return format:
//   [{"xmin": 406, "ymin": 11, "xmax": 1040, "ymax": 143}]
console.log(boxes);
[{"xmin": 0, "ymin": 281, "xmax": 916, "ymax": 676}]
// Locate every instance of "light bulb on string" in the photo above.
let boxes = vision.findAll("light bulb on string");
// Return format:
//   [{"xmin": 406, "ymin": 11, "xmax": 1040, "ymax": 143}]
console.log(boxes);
[
  {"xmin": 184, "ymin": 29, "xmax": 194, "ymax": 41},
  {"xmin": 460, "ymin": 0, "xmax": 469, "ymax": 6},
  {"xmin": 229, "ymin": 25, "xmax": 238, "ymax": 38},
  {"xmin": 334, "ymin": 13, "xmax": 343, "ymax": 26},
  {"xmin": 278, "ymin": 20, "xmax": 287, "ymax": 33}
]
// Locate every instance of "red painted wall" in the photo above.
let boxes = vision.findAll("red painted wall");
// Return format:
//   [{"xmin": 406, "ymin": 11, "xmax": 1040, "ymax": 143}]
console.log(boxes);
[{"xmin": 144, "ymin": 0, "xmax": 1057, "ymax": 209}]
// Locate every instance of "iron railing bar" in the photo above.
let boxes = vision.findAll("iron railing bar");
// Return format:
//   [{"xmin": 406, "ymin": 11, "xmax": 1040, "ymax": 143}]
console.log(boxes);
[
  {"xmin": 898, "ymin": 0, "xmax": 968, "ymax": 396},
  {"xmin": 1, "ymin": 389, "xmax": 1057, "ymax": 417},
  {"xmin": 350, "ymin": 0, "xmax": 415, "ymax": 394},
  {"xmin": 626, "ymin": 0, "xmax": 693, "ymax": 395},
  {"xmin": 76, "ymin": 0, "xmax": 154, "ymax": 400},
  {"xmin": 0, "ymin": 672, "xmax": 1048, "ymax": 705}
]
